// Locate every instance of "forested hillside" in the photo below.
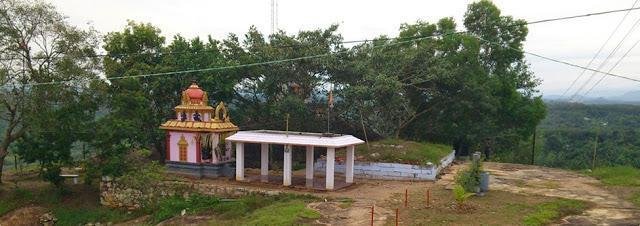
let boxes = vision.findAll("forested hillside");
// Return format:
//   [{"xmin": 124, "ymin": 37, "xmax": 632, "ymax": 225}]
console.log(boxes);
[{"xmin": 534, "ymin": 102, "xmax": 640, "ymax": 169}]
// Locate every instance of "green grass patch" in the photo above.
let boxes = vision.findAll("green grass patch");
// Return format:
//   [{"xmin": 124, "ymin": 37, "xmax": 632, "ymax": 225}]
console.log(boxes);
[
  {"xmin": 150, "ymin": 194, "xmax": 222, "ymax": 223},
  {"xmin": 523, "ymin": 199, "xmax": 587, "ymax": 226},
  {"xmin": 356, "ymin": 139, "xmax": 452, "ymax": 165},
  {"xmin": 336, "ymin": 198, "xmax": 354, "ymax": 209},
  {"xmin": 0, "ymin": 187, "xmax": 34, "ymax": 215},
  {"xmin": 0, "ymin": 183, "xmax": 142, "ymax": 224},
  {"xmin": 150, "ymin": 193, "xmax": 320, "ymax": 224},
  {"xmin": 53, "ymin": 206, "xmax": 135, "ymax": 225},
  {"xmin": 588, "ymin": 166, "xmax": 640, "ymax": 186},
  {"xmin": 243, "ymin": 200, "xmax": 320, "ymax": 226},
  {"xmin": 631, "ymin": 192, "xmax": 640, "ymax": 207}
]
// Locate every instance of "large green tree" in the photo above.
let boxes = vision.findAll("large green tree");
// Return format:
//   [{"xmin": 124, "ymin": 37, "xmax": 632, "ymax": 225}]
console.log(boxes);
[
  {"xmin": 338, "ymin": 0, "xmax": 545, "ymax": 157},
  {"xmin": 224, "ymin": 25, "xmax": 347, "ymax": 132},
  {"xmin": 95, "ymin": 22, "xmax": 237, "ymax": 175},
  {"xmin": 0, "ymin": 0, "xmax": 100, "ymax": 183}
]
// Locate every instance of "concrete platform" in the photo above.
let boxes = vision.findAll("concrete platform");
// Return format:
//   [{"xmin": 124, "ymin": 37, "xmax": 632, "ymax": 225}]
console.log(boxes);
[{"xmin": 242, "ymin": 174, "xmax": 353, "ymax": 191}]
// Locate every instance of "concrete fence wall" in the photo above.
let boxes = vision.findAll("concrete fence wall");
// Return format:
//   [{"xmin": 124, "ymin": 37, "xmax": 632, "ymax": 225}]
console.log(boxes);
[{"xmin": 314, "ymin": 150, "xmax": 455, "ymax": 181}]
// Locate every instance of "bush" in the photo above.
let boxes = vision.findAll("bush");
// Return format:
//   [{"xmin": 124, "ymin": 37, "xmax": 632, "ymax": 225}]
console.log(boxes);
[
  {"xmin": 455, "ymin": 161, "xmax": 483, "ymax": 193},
  {"xmin": 453, "ymin": 184, "xmax": 474, "ymax": 205}
]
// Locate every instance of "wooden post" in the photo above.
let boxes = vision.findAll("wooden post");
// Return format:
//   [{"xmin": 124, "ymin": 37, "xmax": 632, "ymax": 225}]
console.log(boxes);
[
  {"xmin": 395, "ymin": 208, "xmax": 399, "ymax": 226},
  {"xmin": 592, "ymin": 127, "xmax": 599, "ymax": 170},
  {"xmin": 370, "ymin": 205, "xmax": 374, "ymax": 226},
  {"xmin": 531, "ymin": 129, "xmax": 536, "ymax": 165},
  {"xmin": 426, "ymin": 189, "xmax": 431, "ymax": 207},
  {"xmin": 404, "ymin": 189, "xmax": 408, "ymax": 208}
]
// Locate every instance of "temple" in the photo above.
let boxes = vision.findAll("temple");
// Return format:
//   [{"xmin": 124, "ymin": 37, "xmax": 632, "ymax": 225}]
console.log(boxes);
[{"xmin": 160, "ymin": 82, "xmax": 238, "ymax": 178}]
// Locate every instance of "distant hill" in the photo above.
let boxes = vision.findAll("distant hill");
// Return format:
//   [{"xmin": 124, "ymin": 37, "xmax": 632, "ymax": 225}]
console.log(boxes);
[{"xmin": 543, "ymin": 91, "xmax": 640, "ymax": 105}]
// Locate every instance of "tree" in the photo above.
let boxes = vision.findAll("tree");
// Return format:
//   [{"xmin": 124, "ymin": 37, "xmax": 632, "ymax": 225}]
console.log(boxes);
[
  {"xmin": 225, "ymin": 25, "xmax": 347, "ymax": 132},
  {"xmin": 95, "ymin": 21, "xmax": 237, "ymax": 175},
  {"xmin": 0, "ymin": 0, "xmax": 100, "ymax": 183},
  {"xmin": 462, "ymin": 0, "xmax": 546, "ymax": 157},
  {"xmin": 338, "ymin": 1, "xmax": 545, "ymax": 158}
]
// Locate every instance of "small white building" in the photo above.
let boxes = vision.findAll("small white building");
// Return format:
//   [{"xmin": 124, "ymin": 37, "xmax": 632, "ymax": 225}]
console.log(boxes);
[{"xmin": 226, "ymin": 130, "xmax": 364, "ymax": 190}]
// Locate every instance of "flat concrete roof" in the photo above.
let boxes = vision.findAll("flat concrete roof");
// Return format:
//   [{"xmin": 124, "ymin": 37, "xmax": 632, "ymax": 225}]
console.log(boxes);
[{"xmin": 226, "ymin": 130, "xmax": 365, "ymax": 148}]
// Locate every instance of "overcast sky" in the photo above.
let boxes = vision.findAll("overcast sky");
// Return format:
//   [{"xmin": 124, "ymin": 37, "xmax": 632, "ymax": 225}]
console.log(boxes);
[{"xmin": 47, "ymin": 0, "xmax": 640, "ymax": 98}]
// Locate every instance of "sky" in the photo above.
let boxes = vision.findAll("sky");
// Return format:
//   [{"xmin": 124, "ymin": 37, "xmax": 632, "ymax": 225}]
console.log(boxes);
[{"xmin": 47, "ymin": 0, "xmax": 640, "ymax": 98}]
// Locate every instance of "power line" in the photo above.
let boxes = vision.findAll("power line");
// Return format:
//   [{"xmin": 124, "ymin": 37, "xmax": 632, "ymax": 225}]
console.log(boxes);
[
  {"xmin": 5, "ymin": 7, "xmax": 640, "ymax": 88},
  {"xmin": 472, "ymin": 35, "xmax": 640, "ymax": 83},
  {"xmin": 569, "ymin": 7, "xmax": 640, "ymax": 100},
  {"xmin": 10, "ymin": 31, "xmax": 640, "ymax": 89},
  {"xmin": 560, "ymin": 0, "xmax": 639, "ymax": 99},
  {"xmin": 580, "ymin": 37, "xmax": 640, "ymax": 98},
  {"xmin": 3, "ymin": 5, "xmax": 640, "ymax": 62},
  {"xmin": 10, "ymin": 34, "xmax": 443, "ymax": 87}
]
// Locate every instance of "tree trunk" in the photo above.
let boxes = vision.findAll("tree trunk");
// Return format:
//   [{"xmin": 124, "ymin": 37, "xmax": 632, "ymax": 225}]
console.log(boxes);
[{"xmin": 0, "ymin": 154, "xmax": 5, "ymax": 183}]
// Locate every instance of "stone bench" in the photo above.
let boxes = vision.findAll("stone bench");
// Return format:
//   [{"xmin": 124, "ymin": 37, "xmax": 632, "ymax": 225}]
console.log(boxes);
[{"xmin": 60, "ymin": 174, "xmax": 79, "ymax": 184}]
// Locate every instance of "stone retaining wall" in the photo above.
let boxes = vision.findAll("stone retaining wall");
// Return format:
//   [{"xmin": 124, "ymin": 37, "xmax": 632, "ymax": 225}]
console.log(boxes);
[
  {"xmin": 100, "ymin": 177, "xmax": 280, "ymax": 210},
  {"xmin": 314, "ymin": 150, "xmax": 455, "ymax": 181}
]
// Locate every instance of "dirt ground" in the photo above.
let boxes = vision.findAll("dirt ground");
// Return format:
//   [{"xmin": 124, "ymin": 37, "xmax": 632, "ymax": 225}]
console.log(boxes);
[
  {"xmin": 439, "ymin": 162, "xmax": 640, "ymax": 226},
  {"xmin": 3, "ymin": 162, "xmax": 640, "ymax": 225},
  {"xmin": 0, "ymin": 206, "xmax": 49, "ymax": 226}
]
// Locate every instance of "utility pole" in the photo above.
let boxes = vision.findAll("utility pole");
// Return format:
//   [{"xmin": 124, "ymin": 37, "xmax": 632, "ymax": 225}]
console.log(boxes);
[
  {"xmin": 584, "ymin": 117, "xmax": 606, "ymax": 170},
  {"xmin": 592, "ymin": 127, "xmax": 599, "ymax": 170},
  {"xmin": 531, "ymin": 128, "xmax": 536, "ymax": 165}
]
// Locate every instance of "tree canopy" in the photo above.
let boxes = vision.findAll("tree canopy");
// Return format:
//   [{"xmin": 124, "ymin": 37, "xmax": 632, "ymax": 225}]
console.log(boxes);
[{"xmin": 1, "ymin": 0, "xmax": 550, "ymax": 184}]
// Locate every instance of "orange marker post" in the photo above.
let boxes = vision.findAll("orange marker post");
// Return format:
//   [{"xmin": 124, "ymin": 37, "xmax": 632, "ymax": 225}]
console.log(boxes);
[
  {"xmin": 426, "ymin": 188, "xmax": 431, "ymax": 207},
  {"xmin": 370, "ymin": 205, "xmax": 374, "ymax": 226},
  {"xmin": 395, "ymin": 208, "xmax": 399, "ymax": 226},
  {"xmin": 404, "ymin": 188, "xmax": 408, "ymax": 208}
]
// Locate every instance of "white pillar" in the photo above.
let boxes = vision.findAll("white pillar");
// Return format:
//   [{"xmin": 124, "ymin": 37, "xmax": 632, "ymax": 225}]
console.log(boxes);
[
  {"xmin": 235, "ymin": 142, "xmax": 244, "ymax": 181},
  {"xmin": 326, "ymin": 147, "xmax": 335, "ymax": 190},
  {"xmin": 305, "ymin": 146, "xmax": 314, "ymax": 188},
  {"xmin": 261, "ymin": 143, "xmax": 269, "ymax": 182},
  {"xmin": 283, "ymin": 145, "xmax": 293, "ymax": 186},
  {"xmin": 346, "ymin": 145, "xmax": 355, "ymax": 183}
]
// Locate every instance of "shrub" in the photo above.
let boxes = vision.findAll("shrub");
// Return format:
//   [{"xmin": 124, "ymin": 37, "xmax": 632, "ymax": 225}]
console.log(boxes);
[
  {"xmin": 453, "ymin": 184, "xmax": 474, "ymax": 204},
  {"xmin": 455, "ymin": 161, "xmax": 483, "ymax": 193}
]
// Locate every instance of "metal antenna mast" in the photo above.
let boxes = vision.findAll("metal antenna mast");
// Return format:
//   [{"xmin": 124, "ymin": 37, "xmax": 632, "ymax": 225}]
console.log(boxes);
[{"xmin": 271, "ymin": 0, "xmax": 278, "ymax": 34}]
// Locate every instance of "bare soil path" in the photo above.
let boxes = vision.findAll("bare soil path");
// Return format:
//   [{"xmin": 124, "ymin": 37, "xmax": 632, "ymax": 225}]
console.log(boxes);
[
  {"xmin": 440, "ymin": 162, "xmax": 640, "ymax": 226},
  {"xmin": 307, "ymin": 179, "xmax": 433, "ymax": 226}
]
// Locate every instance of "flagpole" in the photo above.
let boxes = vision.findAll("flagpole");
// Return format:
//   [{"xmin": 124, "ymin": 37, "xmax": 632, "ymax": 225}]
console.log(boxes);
[
  {"xmin": 327, "ymin": 105, "xmax": 331, "ymax": 133},
  {"xmin": 327, "ymin": 88, "xmax": 334, "ymax": 134}
]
